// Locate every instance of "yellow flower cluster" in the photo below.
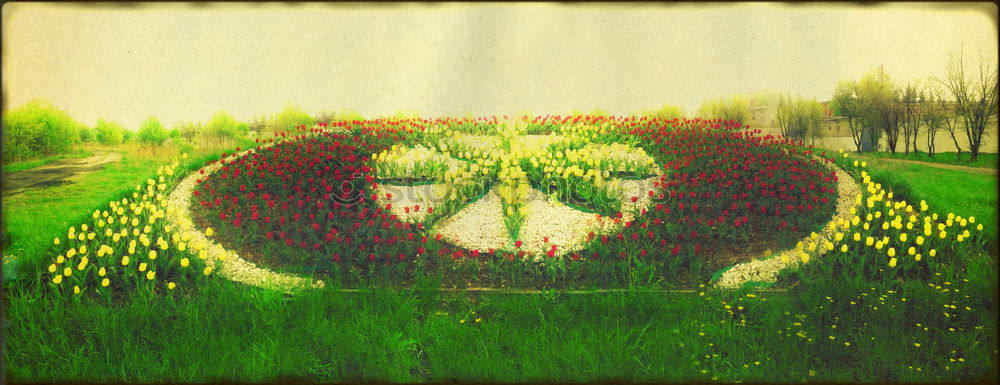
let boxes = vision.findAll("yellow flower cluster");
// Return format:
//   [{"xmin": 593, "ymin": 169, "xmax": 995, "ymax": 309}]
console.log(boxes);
[{"xmin": 45, "ymin": 159, "xmax": 214, "ymax": 297}]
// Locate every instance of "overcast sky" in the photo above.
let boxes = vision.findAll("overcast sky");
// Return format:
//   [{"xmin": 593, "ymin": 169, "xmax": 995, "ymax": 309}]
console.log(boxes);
[{"xmin": 3, "ymin": 2, "xmax": 997, "ymax": 130}]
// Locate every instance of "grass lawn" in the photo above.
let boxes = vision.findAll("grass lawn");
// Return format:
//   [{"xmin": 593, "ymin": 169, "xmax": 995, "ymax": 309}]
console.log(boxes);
[
  {"xmin": 2, "ymin": 148, "xmax": 93, "ymax": 173},
  {"xmin": 3, "ymin": 139, "xmax": 997, "ymax": 383},
  {"xmin": 859, "ymin": 161, "xmax": 998, "ymax": 244},
  {"xmin": 853, "ymin": 151, "xmax": 998, "ymax": 169}
]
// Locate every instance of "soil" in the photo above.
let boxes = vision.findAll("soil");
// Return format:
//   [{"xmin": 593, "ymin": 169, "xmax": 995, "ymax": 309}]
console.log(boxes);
[{"xmin": 2, "ymin": 151, "xmax": 122, "ymax": 195}]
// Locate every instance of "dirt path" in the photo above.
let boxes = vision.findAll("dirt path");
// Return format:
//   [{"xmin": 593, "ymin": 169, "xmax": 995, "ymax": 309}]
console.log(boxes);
[
  {"xmin": 2, "ymin": 151, "xmax": 122, "ymax": 196},
  {"xmin": 867, "ymin": 157, "xmax": 997, "ymax": 176}
]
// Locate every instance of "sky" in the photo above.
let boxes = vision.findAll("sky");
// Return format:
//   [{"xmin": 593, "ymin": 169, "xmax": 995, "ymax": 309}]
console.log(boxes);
[{"xmin": 3, "ymin": 2, "xmax": 997, "ymax": 130}]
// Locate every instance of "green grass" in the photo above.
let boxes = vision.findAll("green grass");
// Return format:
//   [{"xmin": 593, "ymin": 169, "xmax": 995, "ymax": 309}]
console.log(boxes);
[
  {"xmin": 859, "ymin": 161, "xmax": 998, "ymax": 244},
  {"xmin": 854, "ymin": 151, "xmax": 998, "ymax": 169},
  {"xmin": 2, "ymin": 148, "xmax": 92, "ymax": 173},
  {"xmin": 3, "ymin": 143, "xmax": 998, "ymax": 383},
  {"xmin": 5, "ymin": 262, "xmax": 995, "ymax": 383}
]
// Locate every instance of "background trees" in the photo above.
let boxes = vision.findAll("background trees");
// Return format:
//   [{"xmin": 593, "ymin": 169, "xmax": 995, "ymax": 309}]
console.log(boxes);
[
  {"xmin": 830, "ymin": 80, "xmax": 864, "ymax": 151},
  {"xmin": 2, "ymin": 99, "xmax": 86, "ymax": 161},
  {"xmin": 94, "ymin": 118, "xmax": 128, "ymax": 146},
  {"xmin": 137, "ymin": 117, "xmax": 168, "ymax": 147},
  {"xmin": 697, "ymin": 95, "xmax": 749, "ymax": 123},
  {"xmin": 638, "ymin": 104, "xmax": 686, "ymax": 120},
  {"xmin": 776, "ymin": 94, "xmax": 823, "ymax": 144}
]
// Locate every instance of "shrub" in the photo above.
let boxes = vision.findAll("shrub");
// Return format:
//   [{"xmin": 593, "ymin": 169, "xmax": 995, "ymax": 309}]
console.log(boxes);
[
  {"xmin": 95, "ymin": 118, "xmax": 128, "ymax": 145},
  {"xmin": 137, "ymin": 117, "xmax": 168, "ymax": 147},
  {"xmin": 2, "ymin": 99, "xmax": 85, "ymax": 162}
]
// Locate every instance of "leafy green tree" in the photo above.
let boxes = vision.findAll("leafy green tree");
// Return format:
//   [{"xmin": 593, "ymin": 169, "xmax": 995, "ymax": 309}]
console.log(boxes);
[
  {"xmin": 2, "ymin": 99, "xmax": 85, "ymax": 161},
  {"xmin": 856, "ymin": 67, "xmax": 900, "ymax": 153},
  {"xmin": 697, "ymin": 95, "xmax": 749, "ymax": 124},
  {"xmin": 94, "ymin": 118, "xmax": 127, "ymax": 145},
  {"xmin": 137, "ymin": 117, "xmax": 168, "ymax": 147},
  {"xmin": 639, "ymin": 104, "xmax": 685, "ymax": 120},
  {"xmin": 273, "ymin": 105, "xmax": 315, "ymax": 132},
  {"xmin": 204, "ymin": 111, "xmax": 242, "ymax": 146},
  {"xmin": 78, "ymin": 126, "xmax": 95, "ymax": 143}
]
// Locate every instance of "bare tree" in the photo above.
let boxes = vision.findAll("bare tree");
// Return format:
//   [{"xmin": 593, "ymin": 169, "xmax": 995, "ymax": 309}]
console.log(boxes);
[
  {"xmin": 940, "ymin": 50, "xmax": 999, "ymax": 162},
  {"xmin": 921, "ymin": 88, "xmax": 946, "ymax": 157},
  {"xmin": 831, "ymin": 80, "xmax": 864, "ymax": 151},
  {"xmin": 899, "ymin": 82, "xmax": 923, "ymax": 155}
]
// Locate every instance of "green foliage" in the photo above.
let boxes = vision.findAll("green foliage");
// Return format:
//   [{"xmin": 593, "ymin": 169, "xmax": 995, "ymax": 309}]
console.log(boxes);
[
  {"xmin": 639, "ymin": 104, "xmax": 685, "ymax": 120},
  {"xmin": 2, "ymin": 99, "xmax": 85, "ymax": 162},
  {"xmin": 273, "ymin": 105, "xmax": 315, "ymax": 131},
  {"xmin": 94, "ymin": 118, "xmax": 127, "ymax": 145},
  {"xmin": 776, "ymin": 94, "xmax": 824, "ymax": 142},
  {"xmin": 696, "ymin": 95, "xmax": 750, "ymax": 123},
  {"xmin": 78, "ymin": 126, "xmax": 95, "ymax": 143},
  {"xmin": 137, "ymin": 117, "xmax": 168, "ymax": 146},
  {"xmin": 202, "ymin": 111, "xmax": 243, "ymax": 143}
]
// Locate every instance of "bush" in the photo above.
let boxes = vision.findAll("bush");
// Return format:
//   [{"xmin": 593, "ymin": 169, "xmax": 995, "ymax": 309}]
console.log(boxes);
[
  {"xmin": 137, "ymin": 117, "xmax": 168, "ymax": 147},
  {"xmin": 95, "ymin": 118, "xmax": 128, "ymax": 145},
  {"xmin": 2, "ymin": 99, "xmax": 85, "ymax": 162}
]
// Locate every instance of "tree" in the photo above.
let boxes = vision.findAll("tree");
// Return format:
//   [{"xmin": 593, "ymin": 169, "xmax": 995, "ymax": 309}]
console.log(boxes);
[
  {"xmin": 639, "ymin": 104, "xmax": 685, "ymax": 120},
  {"xmin": 204, "ymin": 111, "xmax": 242, "ymax": 146},
  {"xmin": 921, "ymin": 89, "xmax": 946, "ymax": 157},
  {"xmin": 830, "ymin": 81, "xmax": 864, "ymax": 151},
  {"xmin": 79, "ymin": 126, "xmax": 95, "ymax": 143},
  {"xmin": 697, "ymin": 95, "xmax": 749, "ymax": 124},
  {"xmin": 899, "ymin": 81, "xmax": 924, "ymax": 155},
  {"xmin": 856, "ymin": 67, "xmax": 900, "ymax": 153},
  {"xmin": 174, "ymin": 121, "xmax": 201, "ymax": 144},
  {"xmin": 273, "ymin": 105, "xmax": 315, "ymax": 133},
  {"xmin": 137, "ymin": 117, "xmax": 168, "ymax": 147},
  {"xmin": 780, "ymin": 96, "xmax": 824, "ymax": 144},
  {"xmin": 2, "ymin": 99, "xmax": 85, "ymax": 161},
  {"xmin": 939, "ymin": 50, "xmax": 999, "ymax": 162},
  {"xmin": 94, "ymin": 118, "xmax": 127, "ymax": 145}
]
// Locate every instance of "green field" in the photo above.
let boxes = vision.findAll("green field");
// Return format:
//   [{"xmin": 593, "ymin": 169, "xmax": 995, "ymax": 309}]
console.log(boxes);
[{"xmin": 854, "ymin": 151, "xmax": 998, "ymax": 169}]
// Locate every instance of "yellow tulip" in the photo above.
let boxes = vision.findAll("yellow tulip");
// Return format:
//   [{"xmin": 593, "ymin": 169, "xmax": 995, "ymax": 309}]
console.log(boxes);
[
  {"xmin": 53, "ymin": 275, "xmax": 63, "ymax": 285},
  {"xmin": 149, "ymin": 250, "xmax": 157, "ymax": 260},
  {"xmin": 48, "ymin": 263, "xmax": 57, "ymax": 273},
  {"xmin": 205, "ymin": 228, "xmax": 214, "ymax": 237},
  {"xmin": 139, "ymin": 262, "xmax": 147, "ymax": 272},
  {"xmin": 180, "ymin": 258, "xmax": 190, "ymax": 268},
  {"xmin": 939, "ymin": 231, "xmax": 947, "ymax": 239},
  {"xmin": 915, "ymin": 254, "xmax": 922, "ymax": 261},
  {"xmin": 888, "ymin": 258, "xmax": 897, "ymax": 268},
  {"xmin": 899, "ymin": 233, "xmax": 907, "ymax": 243},
  {"xmin": 168, "ymin": 282, "xmax": 176, "ymax": 290},
  {"xmin": 203, "ymin": 266, "xmax": 213, "ymax": 276},
  {"xmin": 121, "ymin": 255, "xmax": 130, "ymax": 266},
  {"xmin": 929, "ymin": 249, "xmax": 937, "ymax": 257},
  {"xmin": 101, "ymin": 278, "xmax": 110, "ymax": 287},
  {"xmin": 887, "ymin": 247, "xmax": 896, "ymax": 257},
  {"xmin": 146, "ymin": 270, "xmax": 155, "ymax": 280},
  {"xmin": 853, "ymin": 233, "xmax": 861, "ymax": 242},
  {"xmin": 800, "ymin": 252, "xmax": 810, "ymax": 264},
  {"xmin": 99, "ymin": 267, "xmax": 107, "ymax": 277},
  {"xmin": 977, "ymin": 224, "xmax": 983, "ymax": 231},
  {"xmin": 54, "ymin": 237, "xmax": 61, "ymax": 245},
  {"xmin": 841, "ymin": 244, "xmax": 848, "ymax": 253}
]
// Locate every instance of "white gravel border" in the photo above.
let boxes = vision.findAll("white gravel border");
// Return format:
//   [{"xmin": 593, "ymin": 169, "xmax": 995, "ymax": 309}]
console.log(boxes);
[{"xmin": 166, "ymin": 141, "xmax": 326, "ymax": 292}]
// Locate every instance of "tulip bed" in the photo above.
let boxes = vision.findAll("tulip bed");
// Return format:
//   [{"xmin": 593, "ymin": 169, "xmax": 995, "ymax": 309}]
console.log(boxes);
[{"xmin": 187, "ymin": 116, "xmax": 843, "ymax": 288}]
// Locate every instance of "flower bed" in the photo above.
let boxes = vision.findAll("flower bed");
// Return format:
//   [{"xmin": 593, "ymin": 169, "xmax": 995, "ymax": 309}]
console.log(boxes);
[{"xmin": 181, "ymin": 116, "xmax": 847, "ymax": 289}]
